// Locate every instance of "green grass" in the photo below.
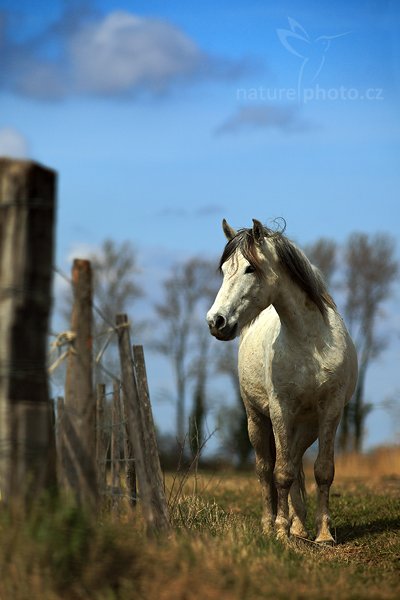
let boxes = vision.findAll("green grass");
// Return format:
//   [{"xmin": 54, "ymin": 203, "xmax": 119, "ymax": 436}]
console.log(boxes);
[{"xmin": 0, "ymin": 472, "xmax": 399, "ymax": 599}]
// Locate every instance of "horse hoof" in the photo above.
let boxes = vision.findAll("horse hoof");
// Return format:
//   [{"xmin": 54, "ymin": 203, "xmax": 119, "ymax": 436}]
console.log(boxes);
[
  {"xmin": 315, "ymin": 535, "xmax": 336, "ymax": 546},
  {"xmin": 290, "ymin": 517, "xmax": 310, "ymax": 540},
  {"xmin": 290, "ymin": 524, "xmax": 310, "ymax": 540},
  {"xmin": 261, "ymin": 518, "xmax": 275, "ymax": 536},
  {"xmin": 275, "ymin": 528, "xmax": 290, "ymax": 543}
]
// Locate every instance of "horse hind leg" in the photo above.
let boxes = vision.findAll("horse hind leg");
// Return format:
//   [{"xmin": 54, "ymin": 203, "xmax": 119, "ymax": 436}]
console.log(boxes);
[
  {"xmin": 246, "ymin": 407, "xmax": 277, "ymax": 534},
  {"xmin": 289, "ymin": 466, "xmax": 308, "ymax": 538},
  {"xmin": 314, "ymin": 405, "xmax": 342, "ymax": 544},
  {"xmin": 289, "ymin": 421, "xmax": 318, "ymax": 539}
]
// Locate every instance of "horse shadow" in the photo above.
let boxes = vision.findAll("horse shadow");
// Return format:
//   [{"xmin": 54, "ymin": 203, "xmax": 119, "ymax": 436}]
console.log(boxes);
[{"xmin": 334, "ymin": 517, "xmax": 400, "ymax": 544}]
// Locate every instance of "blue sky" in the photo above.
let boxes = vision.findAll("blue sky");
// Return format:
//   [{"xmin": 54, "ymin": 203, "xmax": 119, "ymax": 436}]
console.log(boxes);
[{"xmin": 1, "ymin": 0, "xmax": 399, "ymax": 449}]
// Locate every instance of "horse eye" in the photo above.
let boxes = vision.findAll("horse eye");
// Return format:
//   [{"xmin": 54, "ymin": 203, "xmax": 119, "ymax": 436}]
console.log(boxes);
[{"xmin": 245, "ymin": 265, "xmax": 255, "ymax": 274}]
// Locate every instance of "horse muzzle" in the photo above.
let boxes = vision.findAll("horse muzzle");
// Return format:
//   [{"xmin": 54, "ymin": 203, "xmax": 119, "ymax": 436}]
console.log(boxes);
[{"xmin": 206, "ymin": 313, "xmax": 238, "ymax": 341}]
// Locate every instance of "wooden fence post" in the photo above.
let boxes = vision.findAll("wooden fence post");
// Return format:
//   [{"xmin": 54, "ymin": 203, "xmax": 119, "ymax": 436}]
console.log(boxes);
[
  {"xmin": 121, "ymin": 386, "xmax": 137, "ymax": 508},
  {"xmin": 56, "ymin": 397, "xmax": 64, "ymax": 485},
  {"xmin": 62, "ymin": 259, "xmax": 97, "ymax": 507},
  {"xmin": 0, "ymin": 158, "xmax": 57, "ymax": 505},
  {"xmin": 111, "ymin": 381, "xmax": 121, "ymax": 507},
  {"xmin": 132, "ymin": 344, "xmax": 167, "ymax": 496},
  {"xmin": 116, "ymin": 314, "xmax": 170, "ymax": 533},
  {"xmin": 96, "ymin": 384, "xmax": 107, "ymax": 495}
]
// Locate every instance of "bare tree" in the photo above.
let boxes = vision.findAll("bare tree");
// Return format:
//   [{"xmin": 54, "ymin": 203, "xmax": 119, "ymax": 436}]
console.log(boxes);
[
  {"xmin": 154, "ymin": 258, "xmax": 219, "ymax": 443},
  {"xmin": 91, "ymin": 239, "xmax": 144, "ymax": 383},
  {"xmin": 188, "ymin": 322, "xmax": 211, "ymax": 458},
  {"xmin": 188, "ymin": 265, "xmax": 222, "ymax": 458},
  {"xmin": 381, "ymin": 390, "xmax": 400, "ymax": 442},
  {"xmin": 339, "ymin": 232, "xmax": 398, "ymax": 452},
  {"xmin": 216, "ymin": 341, "xmax": 253, "ymax": 466},
  {"xmin": 59, "ymin": 239, "xmax": 143, "ymax": 383},
  {"xmin": 304, "ymin": 238, "xmax": 337, "ymax": 286},
  {"xmin": 90, "ymin": 239, "xmax": 142, "ymax": 326}
]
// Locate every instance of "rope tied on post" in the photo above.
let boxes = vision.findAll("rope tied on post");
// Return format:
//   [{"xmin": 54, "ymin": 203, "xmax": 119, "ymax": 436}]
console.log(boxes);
[
  {"xmin": 95, "ymin": 321, "xmax": 130, "ymax": 365},
  {"xmin": 48, "ymin": 331, "xmax": 77, "ymax": 374}
]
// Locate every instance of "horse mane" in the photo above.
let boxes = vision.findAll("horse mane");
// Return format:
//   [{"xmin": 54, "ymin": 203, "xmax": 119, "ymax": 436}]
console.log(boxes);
[{"xmin": 219, "ymin": 225, "xmax": 336, "ymax": 318}]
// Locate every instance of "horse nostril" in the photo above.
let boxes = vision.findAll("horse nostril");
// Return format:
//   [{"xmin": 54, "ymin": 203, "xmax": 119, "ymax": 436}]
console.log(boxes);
[{"xmin": 215, "ymin": 315, "xmax": 226, "ymax": 330}]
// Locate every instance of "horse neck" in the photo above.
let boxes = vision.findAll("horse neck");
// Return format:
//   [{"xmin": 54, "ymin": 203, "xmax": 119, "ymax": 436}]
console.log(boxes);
[{"xmin": 272, "ymin": 268, "xmax": 326, "ymax": 339}]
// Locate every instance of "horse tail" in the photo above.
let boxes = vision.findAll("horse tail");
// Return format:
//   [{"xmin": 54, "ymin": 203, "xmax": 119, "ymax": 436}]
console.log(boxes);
[
  {"xmin": 269, "ymin": 428, "xmax": 276, "ymax": 465},
  {"xmin": 269, "ymin": 431, "xmax": 277, "ymax": 515},
  {"xmin": 298, "ymin": 459, "xmax": 306, "ymax": 504}
]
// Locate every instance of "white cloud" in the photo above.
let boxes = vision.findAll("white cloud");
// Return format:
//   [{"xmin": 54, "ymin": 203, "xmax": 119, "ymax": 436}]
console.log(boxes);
[
  {"xmin": 0, "ymin": 127, "xmax": 29, "ymax": 158},
  {"xmin": 1, "ymin": 8, "xmax": 250, "ymax": 100},
  {"xmin": 69, "ymin": 12, "xmax": 205, "ymax": 95}
]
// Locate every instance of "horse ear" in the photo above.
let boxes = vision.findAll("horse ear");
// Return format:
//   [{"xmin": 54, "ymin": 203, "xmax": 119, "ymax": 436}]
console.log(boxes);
[
  {"xmin": 222, "ymin": 219, "xmax": 237, "ymax": 241},
  {"xmin": 252, "ymin": 219, "xmax": 265, "ymax": 245}
]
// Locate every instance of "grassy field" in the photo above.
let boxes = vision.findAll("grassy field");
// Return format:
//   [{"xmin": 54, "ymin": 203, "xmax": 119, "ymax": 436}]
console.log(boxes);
[{"xmin": 1, "ymin": 448, "xmax": 399, "ymax": 600}]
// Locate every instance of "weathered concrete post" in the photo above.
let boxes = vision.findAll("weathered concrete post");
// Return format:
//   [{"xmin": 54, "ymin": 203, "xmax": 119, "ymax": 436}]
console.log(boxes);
[{"xmin": 0, "ymin": 158, "xmax": 57, "ymax": 505}]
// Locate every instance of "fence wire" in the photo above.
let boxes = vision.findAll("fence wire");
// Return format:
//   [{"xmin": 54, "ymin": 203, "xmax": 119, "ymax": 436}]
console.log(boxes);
[{"xmin": 51, "ymin": 265, "xmax": 137, "ymax": 508}]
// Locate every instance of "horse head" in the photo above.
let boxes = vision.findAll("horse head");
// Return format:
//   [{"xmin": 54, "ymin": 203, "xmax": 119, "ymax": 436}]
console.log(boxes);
[{"xmin": 207, "ymin": 219, "xmax": 278, "ymax": 340}]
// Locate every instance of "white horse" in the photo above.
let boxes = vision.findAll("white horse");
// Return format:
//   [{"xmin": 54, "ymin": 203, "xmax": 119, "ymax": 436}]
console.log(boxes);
[{"xmin": 207, "ymin": 219, "xmax": 358, "ymax": 543}]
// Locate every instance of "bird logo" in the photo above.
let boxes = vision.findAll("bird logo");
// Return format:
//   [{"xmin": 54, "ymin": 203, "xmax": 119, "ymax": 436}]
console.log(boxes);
[{"xmin": 277, "ymin": 18, "xmax": 350, "ymax": 94}]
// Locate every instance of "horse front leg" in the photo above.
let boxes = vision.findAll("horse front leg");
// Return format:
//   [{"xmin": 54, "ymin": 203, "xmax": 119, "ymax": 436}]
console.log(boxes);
[
  {"xmin": 270, "ymin": 407, "xmax": 295, "ymax": 540},
  {"xmin": 246, "ymin": 406, "xmax": 277, "ymax": 534},
  {"xmin": 314, "ymin": 405, "xmax": 342, "ymax": 544}
]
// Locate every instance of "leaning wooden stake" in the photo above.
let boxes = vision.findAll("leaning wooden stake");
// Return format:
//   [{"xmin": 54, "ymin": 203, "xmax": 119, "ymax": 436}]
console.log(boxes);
[
  {"xmin": 132, "ymin": 344, "xmax": 166, "ymax": 494},
  {"xmin": 0, "ymin": 159, "xmax": 57, "ymax": 506},
  {"xmin": 116, "ymin": 314, "xmax": 170, "ymax": 533},
  {"xmin": 62, "ymin": 259, "xmax": 98, "ymax": 508},
  {"xmin": 96, "ymin": 384, "xmax": 107, "ymax": 495},
  {"xmin": 56, "ymin": 397, "xmax": 65, "ymax": 485},
  {"xmin": 111, "ymin": 381, "xmax": 122, "ymax": 509},
  {"xmin": 120, "ymin": 385, "xmax": 137, "ymax": 507}
]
